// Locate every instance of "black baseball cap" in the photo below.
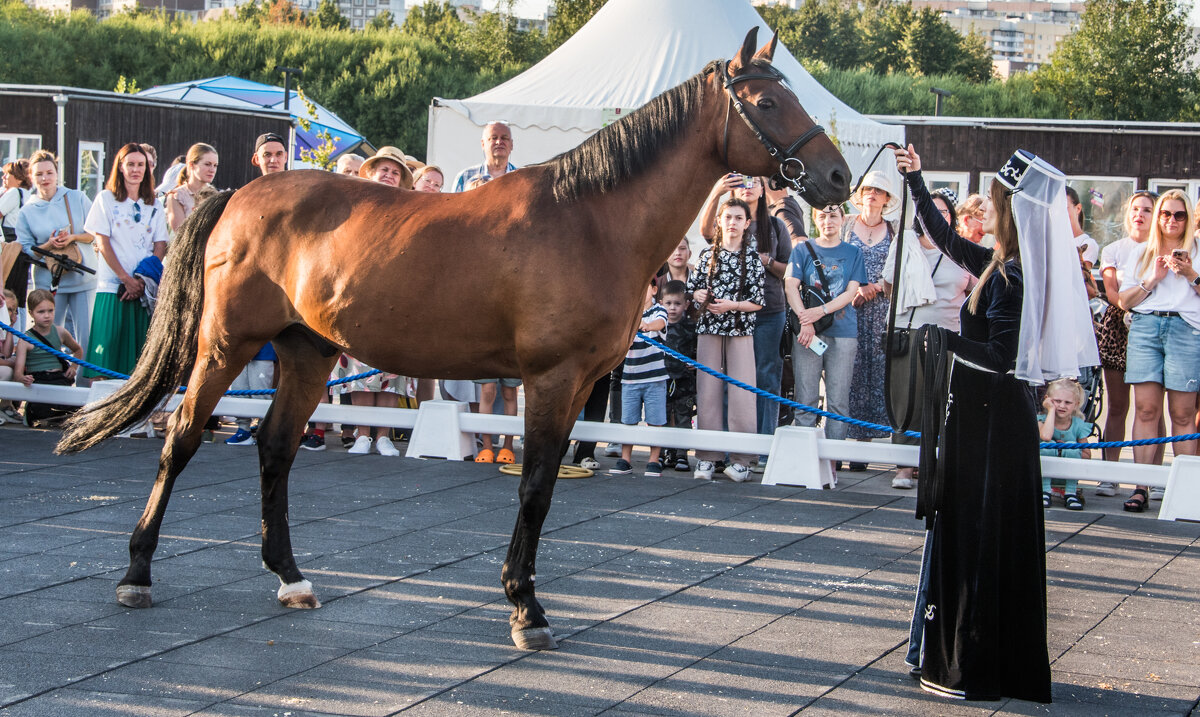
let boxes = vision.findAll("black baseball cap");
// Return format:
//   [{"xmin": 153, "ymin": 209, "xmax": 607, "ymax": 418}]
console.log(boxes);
[{"xmin": 254, "ymin": 132, "xmax": 286, "ymax": 152}]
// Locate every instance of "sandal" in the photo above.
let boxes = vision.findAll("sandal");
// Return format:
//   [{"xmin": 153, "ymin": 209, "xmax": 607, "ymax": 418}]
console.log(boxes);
[
  {"xmin": 1065, "ymin": 494, "xmax": 1084, "ymax": 511},
  {"xmin": 496, "ymin": 448, "xmax": 516, "ymax": 464},
  {"xmin": 475, "ymin": 448, "xmax": 495, "ymax": 464},
  {"xmin": 1123, "ymin": 488, "xmax": 1148, "ymax": 513},
  {"xmin": 1042, "ymin": 491, "xmax": 1052, "ymax": 508}
]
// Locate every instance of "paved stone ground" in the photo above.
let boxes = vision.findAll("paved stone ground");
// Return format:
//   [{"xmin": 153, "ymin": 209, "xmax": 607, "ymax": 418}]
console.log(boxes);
[{"xmin": 1, "ymin": 424, "xmax": 1198, "ymax": 716}]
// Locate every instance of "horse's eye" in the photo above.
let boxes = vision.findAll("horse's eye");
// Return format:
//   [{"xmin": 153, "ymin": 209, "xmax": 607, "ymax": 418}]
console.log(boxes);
[{"xmin": 756, "ymin": 98, "xmax": 776, "ymax": 110}]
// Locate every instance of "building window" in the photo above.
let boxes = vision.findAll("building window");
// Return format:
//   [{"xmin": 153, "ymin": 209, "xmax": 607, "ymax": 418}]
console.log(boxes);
[
  {"xmin": 77, "ymin": 141, "xmax": 105, "ymax": 200},
  {"xmin": 352, "ymin": 6, "xmax": 361, "ymax": 14},
  {"xmin": 0, "ymin": 134, "xmax": 41, "ymax": 166}
]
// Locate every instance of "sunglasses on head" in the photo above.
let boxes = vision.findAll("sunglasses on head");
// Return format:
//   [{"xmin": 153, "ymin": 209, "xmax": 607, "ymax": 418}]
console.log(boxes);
[{"xmin": 1160, "ymin": 209, "xmax": 1188, "ymax": 222}]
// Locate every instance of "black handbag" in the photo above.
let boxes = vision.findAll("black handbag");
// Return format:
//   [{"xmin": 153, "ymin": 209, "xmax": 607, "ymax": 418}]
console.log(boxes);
[{"xmin": 788, "ymin": 241, "xmax": 834, "ymax": 336}]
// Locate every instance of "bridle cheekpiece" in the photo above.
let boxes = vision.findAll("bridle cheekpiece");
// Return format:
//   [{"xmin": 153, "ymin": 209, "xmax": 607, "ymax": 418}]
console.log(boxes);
[{"xmin": 719, "ymin": 59, "xmax": 826, "ymax": 196}]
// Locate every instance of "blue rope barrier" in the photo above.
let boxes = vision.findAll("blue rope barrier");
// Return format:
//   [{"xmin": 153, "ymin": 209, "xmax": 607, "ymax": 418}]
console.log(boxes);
[
  {"xmin": 0, "ymin": 318, "xmax": 380, "ymax": 395},
  {"xmin": 1, "ymin": 314, "xmax": 1193, "ymax": 449},
  {"xmin": 634, "ymin": 332, "xmax": 1200, "ymax": 451}
]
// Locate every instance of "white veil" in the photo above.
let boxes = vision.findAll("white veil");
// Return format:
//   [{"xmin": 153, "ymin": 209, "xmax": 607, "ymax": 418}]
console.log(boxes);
[{"xmin": 1006, "ymin": 153, "xmax": 1100, "ymax": 385}]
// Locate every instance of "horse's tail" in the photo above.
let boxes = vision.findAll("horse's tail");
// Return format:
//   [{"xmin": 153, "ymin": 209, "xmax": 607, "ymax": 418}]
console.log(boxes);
[{"xmin": 56, "ymin": 191, "xmax": 235, "ymax": 455}]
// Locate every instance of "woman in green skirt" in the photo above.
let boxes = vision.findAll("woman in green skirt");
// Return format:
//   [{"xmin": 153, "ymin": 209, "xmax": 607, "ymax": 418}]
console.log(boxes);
[{"xmin": 82, "ymin": 142, "xmax": 168, "ymax": 380}]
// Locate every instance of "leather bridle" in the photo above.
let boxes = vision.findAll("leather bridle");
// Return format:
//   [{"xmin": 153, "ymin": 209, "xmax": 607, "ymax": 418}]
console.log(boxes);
[{"xmin": 718, "ymin": 59, "xmax": 826, "ymax": 197}]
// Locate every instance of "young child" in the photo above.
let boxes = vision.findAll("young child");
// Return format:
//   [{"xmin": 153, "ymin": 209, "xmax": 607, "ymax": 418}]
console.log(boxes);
[
  {"xmin": 1038, "ymin": 378, "xmax": 1093, "ymax": 510},
  {"xmin": 610, "ymin": 276, "xmax": 669, "ymax": 476},
  {"xmin": 13, "ymin": 289, "xmax": 83, "ymax": 425},
  {"xmin": 660, "ymin": 279, "xmax": 697, "ymax": 471}
]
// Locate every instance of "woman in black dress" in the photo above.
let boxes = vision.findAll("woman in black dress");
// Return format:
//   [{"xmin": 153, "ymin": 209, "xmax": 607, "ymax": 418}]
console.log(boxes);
[{"xmin": 894, "ymin": 145, "xmax": 1053, "ymax": 703}]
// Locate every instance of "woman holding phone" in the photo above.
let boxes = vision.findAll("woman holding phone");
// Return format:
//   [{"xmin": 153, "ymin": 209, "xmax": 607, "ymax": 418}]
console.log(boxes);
[
  {"xmin": 784, "ymin": 203, "xmax": 865, "ymax": 479},
  {"xmin": 1116, "ymin": 189, "xmax": 1200, "ymax": 512}
]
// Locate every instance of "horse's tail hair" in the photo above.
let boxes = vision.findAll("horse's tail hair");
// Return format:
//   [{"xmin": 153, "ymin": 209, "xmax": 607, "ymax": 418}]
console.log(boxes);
[{"xmin": 56, "ymin": 191, "xmax": 235, "ymax": 455}]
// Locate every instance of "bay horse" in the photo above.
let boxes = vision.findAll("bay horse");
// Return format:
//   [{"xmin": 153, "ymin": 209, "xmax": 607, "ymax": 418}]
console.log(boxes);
[{"xmin": 58, "ymin": 28, "xmax": 850, "ymax": 650}]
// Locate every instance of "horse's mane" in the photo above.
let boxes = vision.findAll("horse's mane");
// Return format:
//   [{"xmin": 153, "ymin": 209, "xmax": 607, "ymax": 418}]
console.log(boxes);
[{"xmin": 544, "ymin": 60, "xmax": 734, "ymax": 204}]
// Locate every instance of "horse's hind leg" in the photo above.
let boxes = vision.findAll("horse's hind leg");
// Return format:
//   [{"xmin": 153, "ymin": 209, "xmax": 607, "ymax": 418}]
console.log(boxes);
[
  {"xmin": 117, "ymin": 343, "xmax": 258, "ymax": 608},
  {"xmin": 502, "ymin": 373, "xmax": 591, "ymax": 649},
  {"xmin": 255, "ymin": 326, "xmax": 338, "ymax": 609}
]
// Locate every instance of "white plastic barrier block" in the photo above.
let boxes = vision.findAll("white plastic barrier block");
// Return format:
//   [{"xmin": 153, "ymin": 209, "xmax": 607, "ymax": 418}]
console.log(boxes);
[
  {"xmin": 762, "ymin": 426, "xmax": 833, "ymax": 489},
  {"xmin": 1158, "ymin": 455, "xmax": 1200, "ymax": 522},
  {"xmin": 405, "ymin": 400, "xmax": 475, "ymax": 461}
]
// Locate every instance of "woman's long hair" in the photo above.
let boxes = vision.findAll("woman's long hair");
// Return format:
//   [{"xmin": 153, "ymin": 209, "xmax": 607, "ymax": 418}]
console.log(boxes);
[
  {"xmin": 709, "ymin": 197, "xmax": 753, "ymax": 278},
  {"xmin": 966, "ymin": 181, "xmax": 1020, "ymax": 314},
  {"xmin": 176, "ymin": 143, "xmax": 217, "ymax": 187},
  {"xmin": 106, "ymin": 142, "xmax": 156, "ymax": 204},
  {"xmin": 1136, "ymin": 189, "xmax": 1194, "ymax": 279},
  {"xmin": 1123, "ymin": 190, "xmax": 1159, "ymax": 238}
]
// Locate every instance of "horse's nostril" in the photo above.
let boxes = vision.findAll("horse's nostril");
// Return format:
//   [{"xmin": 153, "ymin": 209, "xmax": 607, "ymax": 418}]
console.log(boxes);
[{"xmin": 829, "ymin": 169, "xmax": 848, "ymax": 190}]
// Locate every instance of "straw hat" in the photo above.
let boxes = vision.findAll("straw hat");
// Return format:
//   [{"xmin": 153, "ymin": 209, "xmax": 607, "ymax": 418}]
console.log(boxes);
[
  {"xmin": 850, "ymin": 170, "xmax": 899, "ymax": 213},
  {"xmin": 359, "ymin": 146, "xmax": 414, "ymax": 189}
]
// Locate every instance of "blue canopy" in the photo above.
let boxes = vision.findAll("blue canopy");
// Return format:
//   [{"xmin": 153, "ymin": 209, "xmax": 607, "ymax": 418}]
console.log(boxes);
[{"xmin": 139, "ymin": 76, "xmax": 369, "ymax": 160}]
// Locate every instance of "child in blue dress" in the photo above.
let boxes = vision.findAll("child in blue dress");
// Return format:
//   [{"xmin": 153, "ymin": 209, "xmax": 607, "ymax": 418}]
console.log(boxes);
[{"xmin": 1038, "ymin": 378, "xmax": 1093, "ymax": 510}]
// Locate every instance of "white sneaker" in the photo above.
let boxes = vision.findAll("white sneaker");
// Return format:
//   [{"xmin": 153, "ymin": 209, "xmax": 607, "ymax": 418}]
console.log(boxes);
[
  {"xmin": 694, "ymin": 460, "xmax": 715, "ymax": 481},
  {"xmin": 375, "ymin": 436, "xmax": 400, "ymax": 456},
  {"xmin": 1149, "ymin": 488, "xmax": 1164, "ymax": 501},
  {"xmin": 724, "ymin": 463, "xmax": 751, "ymax": 482},
  {"xmin": 603, "ymin": 443, "xmax": 621, "ymax": 457},
  {"xmin": 347, "ymin": 435, "xmax": 373, "ymax": 454},
  {"xmin": 1095, "ymin": 482, "xmax": 1116, "ymax": 497},
  {"xmin": 580, "ymin": 457, "xmax": 600, "ymax": 470},
  {"xmin": 892, "ymin": 475, "xmax": 915, "ymax": 489}
]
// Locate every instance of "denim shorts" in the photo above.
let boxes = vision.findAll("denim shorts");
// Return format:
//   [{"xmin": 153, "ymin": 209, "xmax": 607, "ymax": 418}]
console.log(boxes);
[
  {"xmin": 622, "ymin": 380, "xmax": 667, "ymax": 426},
  {"xmin": 473, "ymin": 378, "xmax": 522, "ymax": 388},
  {"xmin": 1125, "ymin": 312, "xmax": 1200, "ymax": 392}
]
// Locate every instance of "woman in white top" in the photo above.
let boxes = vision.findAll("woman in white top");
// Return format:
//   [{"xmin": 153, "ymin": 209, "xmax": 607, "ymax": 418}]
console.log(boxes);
[
  {"xmin": 1, "ymin": 159, "xmax": 33, "ymax": 320},
  {"xmin": 881, "ymin": 188, "xmax": 973, "ymax": 489},
  {"xmin": 82, "ymin": 142, "xmax": 168, "ymax": 379},
  {"xmin": 1096, "ymin": 191, "xmax": 1163, "ymax": 484},
  {"xmin": 1116, "ymin": 189, "xmax": 1200, "ymax": 512},
  {"xmin": 164, "ymin": 143, "xmax": 219, "ymax": 234}
]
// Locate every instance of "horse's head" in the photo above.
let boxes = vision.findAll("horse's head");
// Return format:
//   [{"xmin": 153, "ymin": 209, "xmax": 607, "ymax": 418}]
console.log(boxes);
[{"xmin": 717, "ymin": 28, "xmax": 851, "ymax": 208}]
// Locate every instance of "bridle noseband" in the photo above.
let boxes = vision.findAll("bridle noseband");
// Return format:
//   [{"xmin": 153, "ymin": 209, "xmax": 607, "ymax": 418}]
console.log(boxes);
[{"xmin": 719, "ymin": 60, "xmax": 826, "ymax": 196}]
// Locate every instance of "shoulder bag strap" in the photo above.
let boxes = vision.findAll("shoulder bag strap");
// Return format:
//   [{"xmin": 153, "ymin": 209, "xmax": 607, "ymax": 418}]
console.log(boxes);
[
  {"xmin": 804, "ymin": 241, "xmax": 832, "ymax": 300},
  {"xmin": 26, "ymin": 327, "xmax": 69, "ymax": 372}
]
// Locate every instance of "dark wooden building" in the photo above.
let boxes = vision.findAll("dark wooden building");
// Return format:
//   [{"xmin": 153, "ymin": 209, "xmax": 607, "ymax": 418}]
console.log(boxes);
[
  {"xmin": 870, "ymin": 115, "xmax": 1200, "ymax": 245},
  {"xmin": 0, "ymin": 85, "xmax": 292, "ymax": 195}
]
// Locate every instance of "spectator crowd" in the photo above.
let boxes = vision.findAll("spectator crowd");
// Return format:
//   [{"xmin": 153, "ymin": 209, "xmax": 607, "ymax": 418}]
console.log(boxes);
[{"xmin": 1, "ymin": 124, "xmax": 1196, "ymax": 512}]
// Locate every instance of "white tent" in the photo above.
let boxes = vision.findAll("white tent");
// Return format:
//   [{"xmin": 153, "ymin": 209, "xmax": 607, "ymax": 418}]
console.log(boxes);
[{"xmin": 427, "ymin": 0, "xmax": 904, "ymax": 196}]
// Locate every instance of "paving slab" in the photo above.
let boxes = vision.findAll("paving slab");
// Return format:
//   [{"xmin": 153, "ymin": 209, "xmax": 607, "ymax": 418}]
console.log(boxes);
[{"xmin": 1, "ymin": 425, "xmax": 1199, "ymax": 715}]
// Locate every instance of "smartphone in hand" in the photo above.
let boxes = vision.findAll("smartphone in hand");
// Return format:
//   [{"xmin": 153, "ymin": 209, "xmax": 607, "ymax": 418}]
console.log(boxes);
[{"xmin": 809, "ymin": 337, "xmax": 828, "ymax": 356}]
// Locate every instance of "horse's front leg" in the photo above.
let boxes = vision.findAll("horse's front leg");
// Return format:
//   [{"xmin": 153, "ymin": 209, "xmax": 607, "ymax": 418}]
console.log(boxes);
[{"xmin": 502, "ymin": 378, "xmax": 589, "ymax": 650}]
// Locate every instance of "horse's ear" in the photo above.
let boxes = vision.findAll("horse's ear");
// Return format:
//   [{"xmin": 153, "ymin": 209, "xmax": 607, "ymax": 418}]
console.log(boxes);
[
  {"xmin": 753, "ymin": 32, "xmax": 778, "ymax": 63},
  {"xmin": 729, "ymin": 27, "xmax": 760, "ymax": 74}
]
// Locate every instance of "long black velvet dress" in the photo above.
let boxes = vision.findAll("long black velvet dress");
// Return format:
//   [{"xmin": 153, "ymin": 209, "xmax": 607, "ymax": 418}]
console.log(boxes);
[{"xmin": 906, "ymin": 170, "xmax": 1052, "ymax": 703}]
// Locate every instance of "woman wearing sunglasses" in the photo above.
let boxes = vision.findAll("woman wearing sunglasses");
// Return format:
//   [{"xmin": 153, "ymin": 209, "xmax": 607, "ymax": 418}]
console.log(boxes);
[
  {"xmin": 1116, "ymin": 189, "xmax": 1200, "ymax": 512},
  {"xmin": 83, "ymin": 142, "xmax": 168, "ymax": 382}
]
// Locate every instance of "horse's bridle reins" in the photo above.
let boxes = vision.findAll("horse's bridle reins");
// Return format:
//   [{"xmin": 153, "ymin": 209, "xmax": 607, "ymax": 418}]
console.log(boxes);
[{"xmin": 718, "ymin": 59, "xmax": 826, "ymax": 197}]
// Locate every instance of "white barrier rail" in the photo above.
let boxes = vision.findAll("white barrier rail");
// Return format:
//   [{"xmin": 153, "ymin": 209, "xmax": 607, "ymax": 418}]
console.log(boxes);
[{"xmin": 3, "ymin": 381, "xmax": 1198, "ymax": 521}]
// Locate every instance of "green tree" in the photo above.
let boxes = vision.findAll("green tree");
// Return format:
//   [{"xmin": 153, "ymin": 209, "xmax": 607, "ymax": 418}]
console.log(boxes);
[
  {"xmin": 400, "ymin": 1, "xmax": 464, "ymax": 54},
  {"xmin": 954, "ymin": 28, "xmax": 994, "ymax": 83},
  {"xmin": 235, "ymin": 0, "xmax": 266, "ymax": 24},
  {"xmin": 310, "ymin": 0, "xmax": 348, "ymax": 30},
  {"xmin": 860, "ymin": 0, "xmax": 913, "ymax": 75},
  {"xmin": 1035, "ymin": 0, "xmax": 1200, "ymax": 120},
  {"xmin": 367, "ymin": 9, "xmax": 394, "ymax": 30},
  {"xmin": 546, "ymin": 0, "xmax": 606, "ymax": 49},
  {"xmin": 902, "ymin": 8, "xmax": 965, "ymax": 77}
]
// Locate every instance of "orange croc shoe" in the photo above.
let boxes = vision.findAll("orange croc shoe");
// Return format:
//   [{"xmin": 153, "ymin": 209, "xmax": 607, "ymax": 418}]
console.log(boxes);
[
  {"xmin": 475, "ymin": 448, "xmax": 495, "ymax": 463},
  {"xmin": 496, "ymin": 448, "xmax": 516, "ymax": 464}
]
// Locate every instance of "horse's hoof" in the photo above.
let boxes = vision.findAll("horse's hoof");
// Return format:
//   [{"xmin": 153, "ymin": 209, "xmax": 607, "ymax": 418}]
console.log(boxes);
[
  {"xmin": 277, "ymin": 579, "xmax": 321, "ymax": 609},
  {"xmin": 116, "ymin": 584, "xmax": 152, "ymax": 609},
  {"xmin": 511, "ymin": 626, "xmax": 558, "ymax": 650}
]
